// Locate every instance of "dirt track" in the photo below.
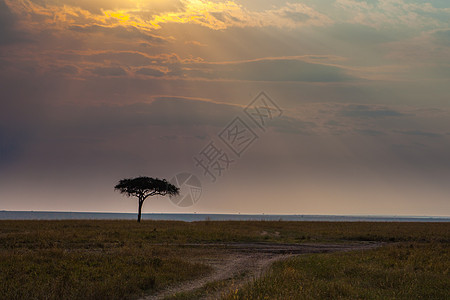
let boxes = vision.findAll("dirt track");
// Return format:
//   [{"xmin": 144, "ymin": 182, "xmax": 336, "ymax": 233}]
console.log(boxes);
[{"xmin": 142, "ymin": 242, "xmax": 382, "ymax": 300}]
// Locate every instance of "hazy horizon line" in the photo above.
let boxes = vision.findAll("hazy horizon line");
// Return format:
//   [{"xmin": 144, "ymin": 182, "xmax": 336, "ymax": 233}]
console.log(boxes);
[{"xmin": 1, "ymin": 210, "xmax": 449, "ymax": 219}]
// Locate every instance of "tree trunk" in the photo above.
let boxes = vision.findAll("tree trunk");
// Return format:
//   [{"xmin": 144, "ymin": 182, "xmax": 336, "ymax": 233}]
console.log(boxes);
[{"xmin": 137, "ymin": 199, "xmax": 143, "ymax": 223}]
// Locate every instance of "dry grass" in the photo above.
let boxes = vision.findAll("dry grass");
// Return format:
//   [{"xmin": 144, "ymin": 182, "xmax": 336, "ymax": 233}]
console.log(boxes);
[
  {"xmin": 224, "ymin": 242, "xmax": 449, "ymax": 299},
  {"xmin": 0, "ymin": 220, "xmax": 448, "ymax": 299}
]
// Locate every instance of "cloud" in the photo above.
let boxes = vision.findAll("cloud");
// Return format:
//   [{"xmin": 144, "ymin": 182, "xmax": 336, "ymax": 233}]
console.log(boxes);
[
  {"xmin": 257, "ymin": 3, "xmax": 333, "ymax": 28},
  {"xmin": 76, "ymin": 54, "xmax": 356, "ymax": 83},
  {"xmin": 355, "ymin": 129, "xmax": 385, "ymax": 136},
  {"xmin": 398, "ymin": 130, "xmax": 442, "ymax": 138},
  {"xmin": 36, "ymin": 96, "xmax": 315, "ymax": 141},
  {"xmin": 5, "ymin": 0, "xmax": 332, "ymax": 39},
  {"xmin": 52, "ymin": 65, "xmax": 79, "ymax": 75},
  {"xmin": 91, "ymin": 66, "xmax": 127, "ymax": 77},
  {"xmin": 270, "ymin": 116, "xmax": 316, "ymax": 135},
  {"xmin": 49, "ymin": 97, "xmax": 241, "ymax": 135},
  {"xmin": 135, "ymin": 68, "xmax": 166, "ymax": 77},
  {"xmin": 68, "ymin": 25, "xmax": 167, "ymax": 44},
  {"xmin": 5, "ymin": 0, "xmax": 446, "ymax": 87},
  {"xmin": 0, "ymin": 0, "xmax": 31, "ymax": 45},
  {"xmin": 184, "ymin": 40, "xmax": 208, "ymax": 47},
  {"xmin": 145, "ymin": 97, "xmax": 241, "ymax": 127},
  {"xmin": 383, "ymin": 29, "xmax": 450, "ymax": 64},
  {"xmin": 434, "ymin": 29, "xmax": 450, "ymax": 45},
  {"xmin": 24, "ymin": 52, "xmax": 356, "ymax": 83},
  {"xmin": 33, "ymin": 0, "xmax": 186, "ymax": 15},
  {"xmin": 340, "ymin": 105, "xmax": 405, "ymax": 118},
  {"xmin": 82, "ymin": 51, "xmax": 155, "ymax": 67},
  {"xmin": 143, "ymin": 1, "xmax": 332, "ymax": 30},
  {"xmin": 25, "ymin": 50, "xmax": 179, "ymax": 73},
  {"xmin": 280, "ymin": 10, "xmax": 311, "ymax": 23},
  {"xmin": 325, "ymin": 120, "xmax": 342, "ymax": 127},
  {"xmin": 38, "ymin": 0, "xmax": 141, "ymax": 14},
  {"xmin": 184, "ymin": 57, "xmax": 354, "ymax": 82},
  {"xmin": 325, "ymin": 23, "xmax": 398, "ymax": 45},
  {"xmin": 334, "ymin": 0, "xmax": 450, "ymax": 29}
]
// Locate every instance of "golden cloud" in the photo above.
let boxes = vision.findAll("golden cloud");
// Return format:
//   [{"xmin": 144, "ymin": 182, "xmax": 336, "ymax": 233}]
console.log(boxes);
[{"xmin": 5, "ymin": 0, "xmax": 332, "ymax": 35}]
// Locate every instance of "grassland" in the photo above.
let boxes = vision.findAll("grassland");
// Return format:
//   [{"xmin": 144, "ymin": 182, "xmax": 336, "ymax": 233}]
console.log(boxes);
[
  {"xmin": 0, "ymin": 220, "xmax": 449, "ymax": 299},
  {"xmin": 224, "ymin": 242, "xmax": 449, "ymax": 299}
]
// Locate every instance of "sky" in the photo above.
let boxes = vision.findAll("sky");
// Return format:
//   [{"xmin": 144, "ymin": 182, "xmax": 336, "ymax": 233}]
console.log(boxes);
[{"xmin": 0, "ymin": 0, "xmax": 449, "ymax": 216}]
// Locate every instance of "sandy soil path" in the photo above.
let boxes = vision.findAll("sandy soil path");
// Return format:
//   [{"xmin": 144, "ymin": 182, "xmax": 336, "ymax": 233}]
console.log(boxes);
[{"xmin": 142, "ymin": 242, "xmax": 381, "ymax": 300}]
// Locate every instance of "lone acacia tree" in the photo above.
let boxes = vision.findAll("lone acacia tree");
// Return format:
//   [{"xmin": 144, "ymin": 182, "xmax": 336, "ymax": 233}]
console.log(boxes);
[{"xmin": 114, "ymin": 176, "xmax": 179, "ymax": 222}]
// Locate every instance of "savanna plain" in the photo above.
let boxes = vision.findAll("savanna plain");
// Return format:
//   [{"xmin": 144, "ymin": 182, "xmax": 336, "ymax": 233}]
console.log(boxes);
[{"xmin": 0, "ymin": 220, "xmax": 448, "ymax": 299}]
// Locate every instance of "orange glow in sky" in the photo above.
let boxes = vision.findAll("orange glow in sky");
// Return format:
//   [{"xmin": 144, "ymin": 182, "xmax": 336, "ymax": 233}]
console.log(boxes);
[{"xmin": 1, "ymin": 0, "xmax": 450, "ymax": 215}]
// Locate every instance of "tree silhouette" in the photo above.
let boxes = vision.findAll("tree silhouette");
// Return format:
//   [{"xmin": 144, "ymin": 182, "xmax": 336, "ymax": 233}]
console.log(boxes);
[{"xmin": 114, "ymin": 176, "xmax": 179, "ymax": 222}]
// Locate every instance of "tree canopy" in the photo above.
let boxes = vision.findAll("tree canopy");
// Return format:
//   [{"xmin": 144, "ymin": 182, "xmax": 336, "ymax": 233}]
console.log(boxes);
[{"xmin": 114, "ymin": 176, "xmax": 179, "ymax": 222}]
